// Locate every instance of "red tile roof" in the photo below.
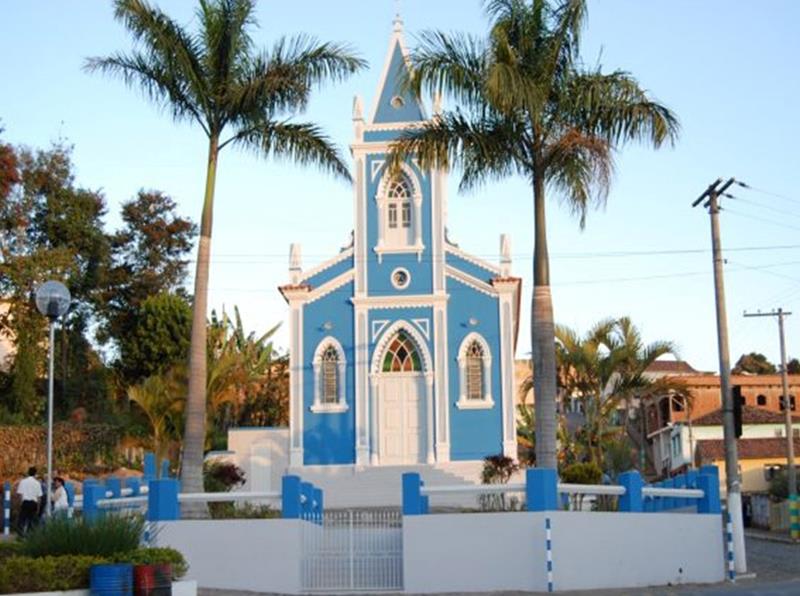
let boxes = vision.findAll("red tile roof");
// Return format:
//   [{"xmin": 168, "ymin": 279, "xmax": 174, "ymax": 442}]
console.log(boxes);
[
  {"xmin": 693, "ymin": 406, "xmax": 800, "ymax": 426},
  {"xmin": 697, "ymin": 437, "xmax": 800, "ymax": 460},
  {"xmin": 646, "ymin": 360, "xmax": 699, "ymax": 374}
]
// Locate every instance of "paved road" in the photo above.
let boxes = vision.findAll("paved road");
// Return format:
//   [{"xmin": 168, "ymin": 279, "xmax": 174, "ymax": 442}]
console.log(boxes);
[{"xmin": 199, "ymin": 535, "xmax": 800, "ymax": 596}]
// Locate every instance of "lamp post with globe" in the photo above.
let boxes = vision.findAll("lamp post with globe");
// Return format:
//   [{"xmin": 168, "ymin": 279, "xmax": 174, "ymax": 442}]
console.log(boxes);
[{"xmin": 34, "ymin": 281, "xmax": 71, "ymax": 517}]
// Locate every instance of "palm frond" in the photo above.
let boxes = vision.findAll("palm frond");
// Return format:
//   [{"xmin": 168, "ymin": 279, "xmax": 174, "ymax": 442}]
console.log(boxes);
[{"xmin": 232, "ymin": 120, "xmax": 351, "ymax": 182}]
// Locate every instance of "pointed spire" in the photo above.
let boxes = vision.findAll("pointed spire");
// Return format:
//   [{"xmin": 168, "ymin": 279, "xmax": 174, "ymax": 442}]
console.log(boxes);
[
  {"xmin": 289, "ymin": 243, "xmax": 302, "ymax": 284},
  {"xmin": 352, "ymin": 95, "xmax": 364, "ymax": 121},
  {"xmin": 392, "ymin": 0, "xmax": 403, "ymax": 33},
  {"xmin": 500, "ymin": 234, "xmax": 512, "ymax": 276}
]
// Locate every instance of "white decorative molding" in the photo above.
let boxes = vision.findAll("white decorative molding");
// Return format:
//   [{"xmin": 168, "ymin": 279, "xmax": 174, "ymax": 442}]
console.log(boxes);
[
  {"xmin": 455, "ymin": 332, "xmax": 494, "ymax": 410},
  {"xmin": 369, "ymin": 319, "xmax": 433, "ymax": 374},
  {"xmin": 351, "ymin": 293, "xmax": 448, "ymax": 309},
  {"xmin": 445, "ymin": 266, "xmax": 498, "ymax": 297},
  {"xmin": 445, "ymin": 245, "xmax": 501, "ymax": 276},
  {"xmin": 391, "ymin": 267, "xmax": 411, "ymax": 290},
  {"xmin": 299, "ymin": 248, "xmax": 353, "ymax": 284},
  {"xmin": 311, "ymin": 336, "xmax": 348, "ymax": 414},
  {"xmin": 374, "ymin": 243, "xmax": 425, "ymax": 263},
  {"xmin": 499, "ymin": 297, "xmax": 517, "ymax": 459},
  {"xmin": 434, "ymin": 305, "xmax": 450, "ymax": 462},
  {"xmin": 305, "ymin": 270, "xmax": 355, "ymax": 304},
  {"xmin": 411, "ymin": 318, "xmax": 430, "ymax": 339},
  {"xmin": 371, "ymin": 319, "xmax": 390, "ymax": 341},
  {"xmin": 364, "ymin": 121, "xmax": 425, "ymax": 132},
  {"xmin": 289, "ymin": 304, "xmax": 304, "ymax": 467}
]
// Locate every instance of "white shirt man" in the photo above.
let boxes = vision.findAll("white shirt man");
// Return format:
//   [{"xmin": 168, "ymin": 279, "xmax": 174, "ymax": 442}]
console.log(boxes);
[
  {"xmin": 17, "ymin": 474, "xmax": 42, "ymax": 502},
  {"xmin": 17, "ymin": 467, "xmax": 42, "ymax": 533}
]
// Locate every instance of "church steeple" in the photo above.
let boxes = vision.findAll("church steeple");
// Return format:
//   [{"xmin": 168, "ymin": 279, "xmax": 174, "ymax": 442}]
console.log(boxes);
[{"xmin": 368, "ymin": 14, "xmax": 427, "ymax": 125}]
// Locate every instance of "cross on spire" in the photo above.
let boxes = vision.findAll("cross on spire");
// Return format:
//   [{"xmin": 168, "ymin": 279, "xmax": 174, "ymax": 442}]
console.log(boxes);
[{"xmin": 392, "ymin": 0, "xmax": 403, "ymax": 33}]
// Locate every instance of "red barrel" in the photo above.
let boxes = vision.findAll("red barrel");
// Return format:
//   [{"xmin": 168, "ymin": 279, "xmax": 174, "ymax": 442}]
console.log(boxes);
[{"xmin": 133, "ymin": 564, "xmax": 172, "ymax": 596}]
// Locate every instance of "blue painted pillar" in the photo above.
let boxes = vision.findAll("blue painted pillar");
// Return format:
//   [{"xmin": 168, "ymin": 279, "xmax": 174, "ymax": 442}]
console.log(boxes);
[
  {"xmin": 674, "ymin": 474, "xmax": 687, "ymax": 508},
  {"xmin": 526, "ymin": 468, "xmax": 558, "ymax": 512},
  {"xmin": 421, "ymin": 494, "xmax": 429, "ymax": 514},
  {"xmin": 83, "ymin": 482, "xmax": 106, "ymax": 522},
  {"xmin": 146, "ymin": 478, "xmax": 179, "ymax": 521},
  {"xmin": 663, "ymin": 478, "xmax": 675, "ymax": 510},
  {"xmin": 160, "ymin": 459, "xmax": 170, "ymax": 479},
  {"xmin": 618, "ymin": 470, "xmax": 644, "ymax": 512},
  {"xmin": 697, "ymin": 466, "xmax": 721, "ymax": 514},
  {"xmin": 282, "ymin": 475, "xmax": 301, "ymax": 519},
  {"xmin": 312, "ymin": 487, "xmax": 323, "ymax": 524},
  {"xmin": 3, "ymin": 481, "xmax": 10, "ymax": 536},
  {"xmin": 106, "ymin": 477, "xmax": 122, "ymax": 498},
  {"xmin": 143, "ymin": 452, "xmax": 156, "ymax": 480},
  {"xmin": 300, "ymin": 482, "xmax": 313, "ymax": 521},
  {"xmin": 127, "ymin": 477, "xmax": 141, "ymax": 496},
  {"xmin": 402, "ymin": 473, "xmax": 423, "ymax": 515}
]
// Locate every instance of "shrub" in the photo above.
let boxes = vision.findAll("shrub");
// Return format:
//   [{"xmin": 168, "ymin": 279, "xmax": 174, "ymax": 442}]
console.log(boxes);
[
  {"xmin": 769, "ymin": 470, "xmax": 800, "ymax": 501},
  {"xmin": 0, "ymin": 548, "xmax": 187, "ymax": 594},
  {"xmin": 209, "ymin": 502, "xmax": 280, "ymax": 520},
  {"xmin": 561, "ymin": 462, "xmax": 603, "ymax": 511},
  {"xmin": 20, "ymin": 514, "xmax": 145, "ymax": 557},
  {"xmin": 113, "ymin": 547, "xmax": 188, "ymax": 579},
  {"xmin": 480, "ymin": 454, "xmax": 521, "ymax": 511},
  {"xmin": 0, "ymin": 554, "xmax": 100, "ymax": 594},
  {"xmin": 0, "ymin": 541, "xmax": 21, "ymax": 562},
  {"xmin": 204, "ymin": 460, "xmax": 245, "ymax": 493}
]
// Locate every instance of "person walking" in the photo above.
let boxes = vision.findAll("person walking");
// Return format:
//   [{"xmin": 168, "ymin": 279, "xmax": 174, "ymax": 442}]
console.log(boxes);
[
  {"xmin": 17, "ymin": 467, "xmax": 42, "ymax": 534},
  {"xmin": 51, "ymin": 477, "xmax": 69, "ymax": 515}
]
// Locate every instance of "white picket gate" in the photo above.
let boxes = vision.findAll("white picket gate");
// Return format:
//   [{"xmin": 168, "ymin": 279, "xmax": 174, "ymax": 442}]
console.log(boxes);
[{"xmin": 301, "ymin": 508, "xmax": 403, "ymax": 592}]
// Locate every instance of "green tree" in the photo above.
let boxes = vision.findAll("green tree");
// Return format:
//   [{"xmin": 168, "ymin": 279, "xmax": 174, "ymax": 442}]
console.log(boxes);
[
  {"xmin": 788, "ymin": 358, "xmax": 800, "ymax": 375},
  {"xmin": 389, "ymin": 0, "xmax": 679, "ymax": 468},
  {"xmin": 99, "ymin": 190, "xmax": 196, "ymax": 367},
  {"xmin": 732, "ymin": 352, "xmax": 777, "ymax": 375},
  {"xmin": 0, "ymin": 142, "xmax": 111, "ymax": 421},
  {"xmin": 86, "ymin": 0, "xmax": 366, "ymax": 504},
  {"xmin": 118, "ymin": 292, "xmax": 192, "ymax": 386}
]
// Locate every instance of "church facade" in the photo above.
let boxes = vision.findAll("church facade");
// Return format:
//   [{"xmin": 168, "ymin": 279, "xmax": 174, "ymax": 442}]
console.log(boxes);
[{"xmin": 279, "ymin": 20, "xmax": 521, "ymax": 468}]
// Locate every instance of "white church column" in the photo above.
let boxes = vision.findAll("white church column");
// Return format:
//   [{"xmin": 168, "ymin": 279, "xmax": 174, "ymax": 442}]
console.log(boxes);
[
  {"xmin": 284, "ymin": 251, "xmax": 308, "ymax": 468},
  {"xmin": 434, "ymin": 305, "xmax": 450, "ymax": 462},
  {"xmin": 495, "ymin": 257, "xmax": 518, "ymax": 459},
  {"xmin": 425, "ymin": 372, "xmax": 435, "ymax": 464},
  {"xmin": 369, "ymin": 373, "xmax": 379, "ymax": 465},
  {"xmin": 413, "ymin": 194, "xmax": 423, "ymax": 253},
  {"xmin": 355, "ymin": 307, "xmax": 370, "ymax": 465}
]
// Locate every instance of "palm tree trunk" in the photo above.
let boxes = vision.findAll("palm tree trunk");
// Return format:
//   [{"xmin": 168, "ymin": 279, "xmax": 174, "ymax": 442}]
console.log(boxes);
[
  {"xmin": 180, "ymin": 133, "xmax": 219, "ymax": 517},
  {"xmin": 532, "ymin": 175, "xmax": 558, "ymax": 470}
]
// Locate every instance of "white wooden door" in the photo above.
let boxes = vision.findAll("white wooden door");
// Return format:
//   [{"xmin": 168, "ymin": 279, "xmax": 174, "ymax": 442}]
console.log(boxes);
[{"xmin": 379, "ymin": 373, "xmax": 424, "ymax": 465}]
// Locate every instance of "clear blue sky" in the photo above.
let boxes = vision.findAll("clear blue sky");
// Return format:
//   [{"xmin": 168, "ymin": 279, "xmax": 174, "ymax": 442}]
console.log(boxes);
[{"xmin": 2, "ymin": 1, "xmax": 799, "ymax": 372}]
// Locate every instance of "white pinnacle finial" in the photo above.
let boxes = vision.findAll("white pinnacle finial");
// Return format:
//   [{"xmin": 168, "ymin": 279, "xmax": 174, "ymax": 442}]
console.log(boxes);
[
  {"xmin": 352, "ymin": 95, "xmax": 364, "ymax": 121},
  {"xmin": 392, "ymin": 0, "xmax": 403, "ymax": 33},
  {"xmin": 500, "ymin": 234, "xmax": 511, "ymax": 276},
  {"xmin": 289, "ymin": 243, "xmax": 302, "ymax": 284}
]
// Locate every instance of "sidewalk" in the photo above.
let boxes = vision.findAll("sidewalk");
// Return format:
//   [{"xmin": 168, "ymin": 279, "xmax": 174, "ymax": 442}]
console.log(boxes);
[{"xmin": 744, "ymin": 527, "xmax": 798, "ymax": 545}]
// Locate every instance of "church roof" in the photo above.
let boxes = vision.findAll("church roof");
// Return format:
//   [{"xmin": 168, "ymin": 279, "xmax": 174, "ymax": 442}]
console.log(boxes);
[{"xmin": 369, "ymin": 17, "xmax": 427, "ymax": 125}]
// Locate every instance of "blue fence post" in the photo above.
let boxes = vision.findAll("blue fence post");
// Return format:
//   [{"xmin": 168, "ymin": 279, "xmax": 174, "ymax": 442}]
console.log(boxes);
[
  {"xmin": 300, "ymin": 482, "xmax": 313, "ymax": 521},
  {"xmin": 146, "ymin": 478, "xmax": 179, "ymax": 521},
  {"xmin": 674, "ymin": 474, "xmax": 687, "ymax": 508},
  {"xmin": 312, "ymin": 487, "xmax": 324, "ymax": 525},
  {"xmin": 526, "ymin": 468, "xmax": 558, "ymax": 512},
  {"xmin": 281, "ymin": 475, "xmax": 301, "ymax": 519},
  {"xmin": 64, "ymin": 481, "xmax": 76, "ymax": 518},
  {"xmin": 663, "ymin": 478, "xmax": 675, "ymax": 510},
  {"xmin": 143, "ymin": 452, "xmax": 156, "ymax": 480},
  {"xmin": 160, "ymin": 459, "xmax": 170, "ymax": 479},
  {"xmin": 421, "ymin": 494, "xmax": 429, "ymax": 514},
  {"xmin": 618, "ymin": 470, "xmax": 643, "ymax": 512},
  {"xmin": 3, "ymin": 481, "xmax": 10, "ymax": 536},
  {"xmin": 697, "ymin": 466, "xmax": 721, "ymax": 514},
  {"xmin": 127, "ymin": 477, "xmax": 141, "ymax": 496},
  {"xmin": 402, "ymin": 473, "xmax": 423, "ymax": 515},
  {"xmin": 83, "ymin": 482, "xmax": 106, "ymax": 522},
  {"xmin": 106, "ymin": 477, "xmax": 122, "ymax": 499}
]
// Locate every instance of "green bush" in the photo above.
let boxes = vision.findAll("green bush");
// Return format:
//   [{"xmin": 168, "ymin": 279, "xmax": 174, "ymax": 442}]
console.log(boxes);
[
  {"xmin": 209, "ymin": 502, "xmax": 280, "ymax": 519},
  {"xmin": 0, "ymin": 548, "xmax": 187, "ymax": 594},
  {"xmin": 560, "ymin": 462, "xmax": 602, "ymax": 485},
  {"xmin": 0, "ymin": 541, "xmax": 22, "ymax": 562},
  {"xmin": 0, "ymin": 554, "xmax": 100, "ymax": 594},
  {"xmin": 20, "ymin": 514, "xmax": 145, "ymax": 557}
]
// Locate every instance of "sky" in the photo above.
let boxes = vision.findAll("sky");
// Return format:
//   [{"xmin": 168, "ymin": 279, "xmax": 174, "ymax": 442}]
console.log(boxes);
[{"xmin": 1, "ymin": 1, "xmax": 799, "ymax": 372}]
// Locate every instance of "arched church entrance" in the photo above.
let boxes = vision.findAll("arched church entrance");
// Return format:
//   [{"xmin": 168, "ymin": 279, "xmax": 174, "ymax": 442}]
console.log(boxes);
[{"xmin": 372, "ymin": 328, "xmax": 430, "ymax": 465}]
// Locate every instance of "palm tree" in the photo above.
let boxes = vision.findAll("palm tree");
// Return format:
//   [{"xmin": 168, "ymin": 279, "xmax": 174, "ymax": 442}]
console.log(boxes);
[
  {"xmin": 86, "ymin": 0, "xmax": 365, "ymax": 503},
  {"xmin": 389, "ymin": 0, "xmax": 679, "ymax": 468}
]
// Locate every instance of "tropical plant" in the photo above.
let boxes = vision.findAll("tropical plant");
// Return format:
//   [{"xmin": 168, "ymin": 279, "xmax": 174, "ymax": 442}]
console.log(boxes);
[
  {"xmin": 389, "ymin": 0, "xmax": 679, "ymax": 468},
  {"xmin": 480, "ymin": 454, "xmax": 520, "ymax": 511},
  {"xmin": 20, "ymin": 514, "xmax": 145, "ymax": 558},
  {"xmin": 516, "ymin": 404, "xmax": 536, "ymax": 466},
  {"xmin": 732, "ymin": 352, "xmax": 777, "ymax": 375},
  {"xmin": 86, "ymin": 0, "xmax": 366, "ymax": 506},
  {"xmin": 128, "ymin": 370, "xmax": 186, "ymax": 471}
]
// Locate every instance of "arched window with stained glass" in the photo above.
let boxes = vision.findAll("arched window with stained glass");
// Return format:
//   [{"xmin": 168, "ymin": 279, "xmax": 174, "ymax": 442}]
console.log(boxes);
[
  {"xmin": 465, "ymin": 341, "xmax": 485, "ymax": 401},
  {"xmin": 456, "ymin": 333, "xmax": 494, "ymax": 409},
  {"xmin": 382, "ymin": 330, "xmax": 422, "ymax": 372},
  {"xmin": 311, "ymin": 338, "xmax": 348, "ymax": 413}
]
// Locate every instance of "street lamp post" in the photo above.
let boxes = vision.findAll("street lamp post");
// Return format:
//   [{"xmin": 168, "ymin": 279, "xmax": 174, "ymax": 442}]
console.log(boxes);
[{"xmin": 34, "ymin": 281, "xmax": 71, "ymax": 517}]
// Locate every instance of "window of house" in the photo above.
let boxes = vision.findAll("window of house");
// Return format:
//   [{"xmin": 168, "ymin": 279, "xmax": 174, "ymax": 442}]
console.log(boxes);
[
  {"xmin": 456, "ymin": 333, "xmax": 494, "ymax": 409},
  {"xmin": 382, "ymin": 330, "xmax": 421, "ymax": 372},
  {"xmin": 312, "ymin": 338, "xmax": 348, "ymax": 413},
  {"xmin": 780, "ymin": 395, "xmax": 796, "ymax": 411},
  {"xmin": 672, "ymin": 396, "xmax": 685, "ymax": 412},
  {"xmin": 757, "ymin": 394, "xmax": 767, "ymax": 407}
]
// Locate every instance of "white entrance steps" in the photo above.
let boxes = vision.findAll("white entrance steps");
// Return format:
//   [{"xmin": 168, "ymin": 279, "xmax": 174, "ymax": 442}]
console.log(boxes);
[{"xmin": 287, "ymin": 462, "xmax": 492, "ymax": 509}]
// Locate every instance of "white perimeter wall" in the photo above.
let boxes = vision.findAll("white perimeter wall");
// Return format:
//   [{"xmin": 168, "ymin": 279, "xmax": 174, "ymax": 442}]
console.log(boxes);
[
  {"xmin": 157, "ymin": 519, "xmax": 302, "ymax": 594},
  {"xmin": 404, "ymin": 511, "xmax": 725, "ymax": 593}
]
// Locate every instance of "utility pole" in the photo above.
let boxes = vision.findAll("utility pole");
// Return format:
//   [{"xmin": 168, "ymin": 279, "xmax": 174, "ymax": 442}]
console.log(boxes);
[
  {"xmin": 693, "ymin": 178, "xmax": 747, "ymax": 571},
  {"xmin": 744, "ymin": 308, "xmax": 797, "ymax": 540}
]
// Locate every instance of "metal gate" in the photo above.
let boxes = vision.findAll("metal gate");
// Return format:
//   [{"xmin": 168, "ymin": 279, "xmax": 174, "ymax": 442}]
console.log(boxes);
[{"xmin": 302, "ymin": 509, "xmax": 403, "ymax": 592}]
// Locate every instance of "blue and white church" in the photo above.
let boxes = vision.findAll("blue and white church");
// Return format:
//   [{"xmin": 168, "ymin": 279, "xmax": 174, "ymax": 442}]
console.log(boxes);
[{"xmin": 278, "ymin": 18, "xmax": 521, "ymax": 470}]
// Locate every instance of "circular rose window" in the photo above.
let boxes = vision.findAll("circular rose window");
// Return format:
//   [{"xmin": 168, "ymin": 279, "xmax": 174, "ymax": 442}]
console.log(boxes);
[
  {"xmin": 391, "ymin": 267, "xmax": 410, "ymax": 290},
  {"xmin": 390, "ymin": 95, "xmax": 405, "ymax": 109}
]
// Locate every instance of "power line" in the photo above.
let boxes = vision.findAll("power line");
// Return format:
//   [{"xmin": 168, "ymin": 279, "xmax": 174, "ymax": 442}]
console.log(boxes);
[
  {"xmin": 722, "ymin": 207, "xmax": 800, "ymax": 233},
  {"xmin": 737, "ymin": 181, "xmax": 800, "ymax": 206},
  {"xmin": 725, "ymin": 194, "xmax": 800, "ymax": 220}
]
